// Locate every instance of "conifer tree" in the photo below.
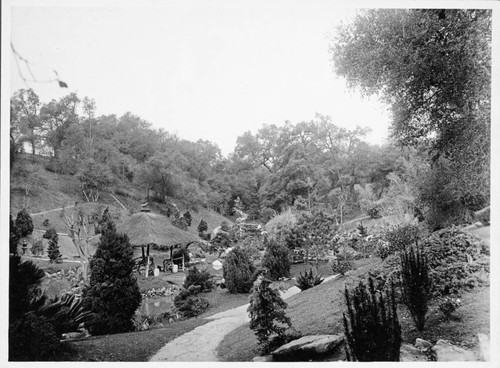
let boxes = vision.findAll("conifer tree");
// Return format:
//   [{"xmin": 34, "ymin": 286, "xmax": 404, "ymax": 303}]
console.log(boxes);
[
  {"xmin": 248, "ymin": 275, "xmax": 292, "ymax": 353},
  {"xmin": 16, "ymin": 209, "xmax": 34, "ymax": 237},
  {"xmin": 82, "ymin": 219, "xmax": 141, "ymax": 335},
  {"xmin": 43, "ymin": 228, "xmax": 61, "ymax": 263},
  {"xmin": 261, "ymin": 240, "xmax": 291, "ymax": 280}
]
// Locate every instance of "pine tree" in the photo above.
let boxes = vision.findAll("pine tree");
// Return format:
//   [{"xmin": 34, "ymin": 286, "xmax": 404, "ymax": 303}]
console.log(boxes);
[
  {"xmin": 43, "ymin": 228, "xmax": 61, "ymax": 263},
  {"xmin": 198, "ymin": 219, "xmax": 208, "ymax": 233},
  {"xmin": 248, "ymin": 275, "xmax": 292, "ymax": 354},
  {"xmin": 82, "ymin": 219, "xmax": 141, "ymax": 335},
  {"xmin": 16, "ymin": 209, "xmax": 34, "ymax": 237}
]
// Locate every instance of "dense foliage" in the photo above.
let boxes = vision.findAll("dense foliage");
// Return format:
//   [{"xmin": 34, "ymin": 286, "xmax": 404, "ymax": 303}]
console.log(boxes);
[
  {"xmin": 15, "ymin": 208, "xmax": 34, "ymax": 237},
  {"xmin": 183, "ymin": 266, "xmax": 215, "ymax": 292},
  {"xmin": 223, "ymin": 247, "xmax": 256, "ymax": 293},
  {"xmin": 248, "ymin": 275, "xmax": 292, "ymax": 354},
  {"xmin": 343, "ymin": 278, "xmax": 401, "ymax": 361},
  {"xmin": 173, "ymin": 285, "xmax": 210, "ymax": 318},
  {"xmin": 82, "ymin": 220, "xmax": 141, "ymax": 335},
  {"xmin": 332, "ymin": 9, "xmax": 491, "ymax": 226},
  {"xmin": 261, "ymin": 240, "xmax": 291, "ymax": 281}
]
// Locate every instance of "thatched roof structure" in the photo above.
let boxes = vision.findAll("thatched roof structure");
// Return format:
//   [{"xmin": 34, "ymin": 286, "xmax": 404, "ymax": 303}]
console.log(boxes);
[{"xmin": 118, "ymin": 212, "xmax": 200, "ymax": 248}]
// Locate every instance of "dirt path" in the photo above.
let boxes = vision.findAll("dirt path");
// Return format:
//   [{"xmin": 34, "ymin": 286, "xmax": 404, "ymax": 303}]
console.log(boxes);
[
  {"xmin": 30, "ymin": 205, "xmax": 75, "ymax": 217},
  {"xmin": 149, "ymin": 275, "xmax": 338, "ymax": 362}
]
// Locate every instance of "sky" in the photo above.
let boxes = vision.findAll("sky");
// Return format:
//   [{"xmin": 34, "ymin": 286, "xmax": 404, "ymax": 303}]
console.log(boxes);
[{"xmin": 7, "ymin": 0, "xmax": 392, "ymax": 156}]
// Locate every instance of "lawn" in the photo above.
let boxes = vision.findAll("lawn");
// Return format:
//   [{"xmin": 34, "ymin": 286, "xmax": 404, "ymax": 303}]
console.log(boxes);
[
  {"xmin": 217, "ymin": 257, "xmax": 490, "ymax": 361},
  {"xmin": 55, "ymin": 318, "xmax": 209, "ymax": 361}
]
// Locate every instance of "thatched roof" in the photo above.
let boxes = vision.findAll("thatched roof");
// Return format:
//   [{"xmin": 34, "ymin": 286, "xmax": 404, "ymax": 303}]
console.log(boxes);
[{"xmin": 118, "ymin": 212, "xmax": 200, "ymax": 248}]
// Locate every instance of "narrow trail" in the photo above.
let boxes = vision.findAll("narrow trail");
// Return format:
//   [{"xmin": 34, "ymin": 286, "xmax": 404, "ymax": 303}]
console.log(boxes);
[
  {"xmin": 30, "ymin": 205, "xmax": 75, "ymax": 217},
  {"xmin": 149, "ymin": 274, "xmax": 338, "ymax": 362}
]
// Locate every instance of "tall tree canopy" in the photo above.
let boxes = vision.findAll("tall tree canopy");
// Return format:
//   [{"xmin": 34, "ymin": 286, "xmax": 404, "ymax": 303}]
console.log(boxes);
[{"xmin": 331, "ymin": 9, "xmax": 491, "ymax": 205}]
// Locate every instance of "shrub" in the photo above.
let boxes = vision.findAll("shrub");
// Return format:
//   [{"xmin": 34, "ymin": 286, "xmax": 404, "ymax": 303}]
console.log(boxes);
[
  {"xmin": 438, "ymin": 296, "xmax": 462, "ymax": 319},
  {"xmin": 43, "ymin": 228, "xmax": 61, "ymax": 263},
  {"xmin": 9, "ymin": 312, "xmax": 62, "ymax": 361},
  {"xmin": 400, "ymin": 246, "xmax": 432, "ymax": 331},
  {"xmin": 223, "ymin": 247, "xmax": 256, "ymax": 293},
  {"xmin": 374, "ymin": 240, "xmax": 392, "ymax": 260},
  {"xmin": 172, "ymin": 216, "xmax": 188, "ymax": 230},
  {"xmin": 343, "ymin": 278, "xmax": 401, "ymax": 361},
  {"xmin": 183, "ymin": 266, "xmax": 215, "ymax": 292},
  {"xmin": 248, "ymin": 275, "xmax": 292, "ymax": 354},
  {"xmin": 331, "ymin": 259, "xmax": 353, "ymax": 276},
  {"xmin": 82, "ymin": 220, "xmax": 141, "ymax": 336},
  {"xmin": 367, "ymin": 204, "xmax": 382, "ymax": 219},
  {"xmin": 10, "ymin": 214, "xmax": 20, "ymax": 255},
  {"xmin": 422, "ymin": 226, "xmax": 489, "ymax": 296},
  {"xmin": 197, "ymin": 219, "xmax": 208, "ymax": 234},
  {"xmin": 43, "ymin": 219, "xmax": 50, "ymax": 227},
  {"xmin": 173, "ymin": 285, "xmax": 209, "ymax": 318},
  {"xmin": 183, "ymin": 211, "xmax": 192, "ymax": 227},
  {"xmin": 295, "ymin": 268, "xmax": 324, "ymax": 291},
  {"xmin": 15, "ymin": 209, "xmax": 34, "ymax": 237},
  {"xmin": 384, "ymin": 222, "xmax": 421, "ymax": 251},
  {"xmin": 261, "ymin": 240, "xmax": 291, "ymax": 280},
  {"xmin": 30, "ymin": 239, "xmax": 44, "ymax": 256}
]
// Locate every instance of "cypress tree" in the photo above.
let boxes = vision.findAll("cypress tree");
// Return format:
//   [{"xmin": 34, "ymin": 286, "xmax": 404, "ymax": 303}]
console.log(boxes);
[
  {"xmin": 82, "ymin": 220, "xmax": 141, "ymax": 335},
  {"xmin": 43, "ymin": 228, "xmax": 61, "ymax": 263},
  {"xmin": 223, "ymin": 247, "xmax": 256, "ymax": 293}
]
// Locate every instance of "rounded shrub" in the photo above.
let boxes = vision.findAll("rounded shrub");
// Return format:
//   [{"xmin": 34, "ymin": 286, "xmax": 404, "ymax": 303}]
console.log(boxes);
[
  {"xmin": 223, "ymin": 247, "xmax": 256, "ymax": 293},
  {"xmin": 174, "ymin": 286, "xmax": 210, "ymax": 318},
  {"xmin": 261, "ymin": 240, "xmax": 291, "ymax": 280},
  {"xmin": 183, "ymin": 266, "xmax": 215, "ymax": 292}
]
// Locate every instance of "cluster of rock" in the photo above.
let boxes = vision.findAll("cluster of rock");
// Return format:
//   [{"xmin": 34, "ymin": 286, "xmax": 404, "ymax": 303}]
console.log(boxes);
[
  {"xmin": 141, "ymin": 285, "xmax": 180, "ymax": 299},
  {"xmin": 252, "ymin": 333, "xmax": 490, "ymax": 362}
]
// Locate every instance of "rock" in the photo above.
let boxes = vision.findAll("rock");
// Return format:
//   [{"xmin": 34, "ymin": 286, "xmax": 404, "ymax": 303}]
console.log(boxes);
[
  {"xmin": 400, "ymin": 343, "xmax": 428, "ymax": 362},
  {"xmin": 251, "ymin": 355, "xmax": 273, "ymax": 362},
  {"xmin": 272, "ymin": 334, "xmax": 344, "ymax": 361},
  {"xmin": 415, "ymin": 338, "xmax": 433, "ymax": 351},
  {"xmin": 431, "ymin": 339, "xmax": 477, "ymax": 361},
  {"xmin": 477, "ymin": 333, "xmax": 490, "ymax": 361}
]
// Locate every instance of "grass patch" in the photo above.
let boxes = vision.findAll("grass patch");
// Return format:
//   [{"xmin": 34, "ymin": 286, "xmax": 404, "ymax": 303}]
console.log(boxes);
[
  {"xmin": 217, "ymin": 257, "xmax": 490, "ymax": 361},
  {"xmin": 55, "ymin": 318, "xmax": 209, "ymax": 361}
]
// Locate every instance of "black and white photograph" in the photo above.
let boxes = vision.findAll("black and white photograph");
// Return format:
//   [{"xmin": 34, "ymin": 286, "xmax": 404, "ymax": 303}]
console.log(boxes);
[{"xmin": 1, "ymin": 0, "xmax": 497, "ymax": 364}]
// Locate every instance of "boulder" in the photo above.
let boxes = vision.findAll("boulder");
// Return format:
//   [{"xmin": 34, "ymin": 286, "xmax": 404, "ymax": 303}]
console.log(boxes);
[
  {"xmin": 400, "ymin": 343, "xmax": 428, "ymax": 362},
  {"xmin": 431, "ymin": 340, "xmax": 477, "ymax": 361},
  {"xmin": 251, "ymin": 355, "xmax": 273, "ymax": 362},
  {"xmin": 415, "ymin": 338, "xmax": 433, "ymax": 351},
  {"xmin": 272, "ymin": 334, "xmax": 344, "ymax": 361}
]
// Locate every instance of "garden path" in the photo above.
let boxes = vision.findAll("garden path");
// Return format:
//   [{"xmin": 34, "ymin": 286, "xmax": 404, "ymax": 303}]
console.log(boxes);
[{"xmin": 149, "ymin": 274, "xmax": 339, "ymax": 361}]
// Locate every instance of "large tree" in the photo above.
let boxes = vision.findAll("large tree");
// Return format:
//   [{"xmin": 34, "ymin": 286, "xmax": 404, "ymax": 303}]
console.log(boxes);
[{"xmin": 332, "ymin": 9, "xmax": 491, "ymax": 207}]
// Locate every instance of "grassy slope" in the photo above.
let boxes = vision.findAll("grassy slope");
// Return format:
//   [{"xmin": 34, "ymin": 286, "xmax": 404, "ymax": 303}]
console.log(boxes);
[{"xmin": 217, "ymin": 258, "xmax": 490, "ymax": 361}]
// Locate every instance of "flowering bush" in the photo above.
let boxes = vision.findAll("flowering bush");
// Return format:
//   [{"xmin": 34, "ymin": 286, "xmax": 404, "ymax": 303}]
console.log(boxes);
[{"xmin": 438, "ymin": 296, "xmax": 461, "ymax": 318}]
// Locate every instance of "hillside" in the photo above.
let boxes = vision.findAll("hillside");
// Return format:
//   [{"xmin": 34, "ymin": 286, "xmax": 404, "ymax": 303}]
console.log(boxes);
[{"xmin": 10, "ymin": 154, "xmax": 232, "ymax": 239}]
